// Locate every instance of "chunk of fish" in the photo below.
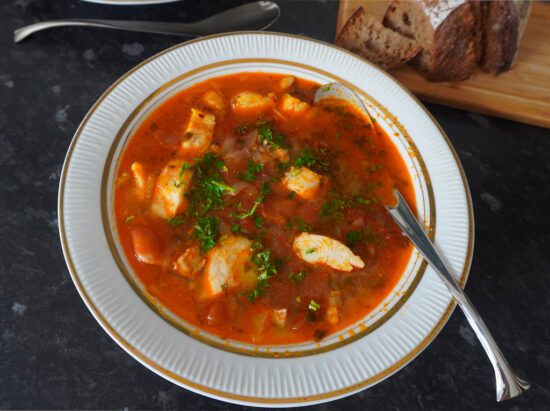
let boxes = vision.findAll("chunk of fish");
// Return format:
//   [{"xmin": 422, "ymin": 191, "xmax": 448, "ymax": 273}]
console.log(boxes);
[
  {"xmin": 272, "ymin": 308, "xmax": 288, "ymax": 327},
  {"xmin": 130, "ymin": 161, "xmax": 149, "ymax": 199},
  {"xmin": 278, "ymin": 76, "xmax": 295, "ymax": 91},
  {"xmin": 150, "ymin": 159, "xmax": 194, "ymax": 219},
  {"xmin": 172, "ymin": 245, "xmax": 205, "ymax": 278},
  {"xmin": 179, "ymin": 108, "xmax": 216, "ymax": 157},
  {"xmin": 278, "ymin": 93, "xmax": 312, "ymax": 116},
  {"xmin": 293, "ymin": 233, "xmax": 365, "ymax": 272},
  {"xmin": 231, "ymin": 91, "xmax": 277, "ymax": 116},
  {"xmin": 282, "ymin": 166, "xmax": 322, "ymax": 201},
  {"xmin": 203, "ymin": 236, "xmax": 256, "ymax": 298},
  {"xmin": 201, "ymin": 90, "xmax": 225, "ymax": 112}
]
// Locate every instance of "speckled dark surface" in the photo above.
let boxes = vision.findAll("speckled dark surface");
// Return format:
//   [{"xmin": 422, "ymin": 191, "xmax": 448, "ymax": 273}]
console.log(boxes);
[{"xmin": 1, "ymin": 0, "xmax": 549, "ymax": 409}]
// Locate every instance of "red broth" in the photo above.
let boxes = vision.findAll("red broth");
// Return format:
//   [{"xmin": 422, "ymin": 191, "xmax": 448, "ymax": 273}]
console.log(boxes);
[{"xmin": 114, "ymin": 72, "xmax": 415, "ymax": 345}]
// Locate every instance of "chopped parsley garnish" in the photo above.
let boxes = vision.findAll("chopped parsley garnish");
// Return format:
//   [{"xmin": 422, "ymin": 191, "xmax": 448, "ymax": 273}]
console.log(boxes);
[
  {"xmin": 319, "ymin": 198, "xmax": 348, "ymax": 219},
  {"xmin": 319, "ymin": 195, "xmax": 373, "ymax": 220},
  {"xmin": 230, "ymin": 223, "xmax": 242, "ymax": 234},
  {"xmin": 192, "ymin": 215, "xmax": 219, "ymax": 252},
  {"xmin": 252, "ymin": 215, "xmax": 264, "ymax": 228},
  {"xmin": 231, "ymin": 182, "xmax": 270, "ymax": 219},
  {"xmin": 286, "ymin": 217, "xmax": 313, "ymax": 232},
  {"xmin": 288, "ymin": 270, "xmax": 309, "ymax": 284},
  {"xmin": 294, "ymin": 149, "xmax": 329, "ymax": 172},
  {"xmin": 248, "ymin": 245, "xmax": 286, "ymax": 302},
  {"xmin": 237, "ymin": 160, "xmax": 264, "ymax": 182},
  {"xmin": 309, "ymin": 299, "xmax": 321, "ymax": 311},
  {"xmin": 276, "ymin": 160, "xmax": 290, "ymax": 177},
  {"xmin": 124, "ymin": 215, "xmax": 135, "ymax": 224},
  {"xmin": 257, "ymin": 121, "xmax": 289, "ymax": 150},
  {"xmin": 167, "ymin": 216, "xmax": 185, "ymax": 227},
  {"xmin": 290, "ymin": 168, "xmax": 300, "ymax": 177},
  {"xmin": 306, "ymin": 248, "xmax": 316, "ymax": 254},
  {"xmin": 183, "ymin": 152, "xmax": 236, "ymax": 216},
  {"xmin": 321, "ymin": 85, "xmax": 331, "ymax": 92},
  {"xmin": 346, "ymin": 228, "xmax": 381, "ymax": 247},
  {"xmin": 235, "ymin": 123, "xmax": 250, "ymax": 135},
  {"xmin": 287, "ymin": 190, "xmax": 296, "ymax": 199}
]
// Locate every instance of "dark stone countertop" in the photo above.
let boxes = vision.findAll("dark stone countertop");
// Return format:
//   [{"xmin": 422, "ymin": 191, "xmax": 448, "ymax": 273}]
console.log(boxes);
[{"xmin": 1, "ymin": 0, "xmax": 549, "ymax": 409}]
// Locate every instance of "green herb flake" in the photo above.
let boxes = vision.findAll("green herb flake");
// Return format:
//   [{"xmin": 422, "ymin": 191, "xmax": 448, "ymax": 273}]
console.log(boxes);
[
  {"xmin": 306, "ymin": 248, "xmax": 316, "ymax": 254},
  {"xmin": 321, "ymin": 85, "xmax": 331, "ymax": 92},
  {"xmin": 276, "ymin": 161, "xmax": 290, "ymax": 177},
  {"xmin": 235, "ymin": 123, "xmax": 250, "ymax": 136},
  {"xmin": 252, "ymin": 215, "xmax": 264, "ymax": 228},
  {"xmin": 248, "ymin": 245, "xmax": 286, "ymax": 302},
  {"xmin": 257, "ymin": 121, "xmax": 289, "ymax": 150},
  {"xmin": 124, "ymin": 215, "xmax": 135, "ymax": 224},
  {"xmin": 167, "ymin": 216, "xmax": 185, "ymax": 227},
  {"xmin": 288, "ymin": 270, "xmax": 309, "ymax": 284},
  {"xmin": 193, "ymin": 215, "xmax": 220, "ymax": 252},
  {"xmin": 237, "ymin": 160, "xmax": 264, "ymax": 182},
  {"xmin": 296, "ymin": 296, "xmax": 302, "ymax": 302},
  {"xmin": 309, "ymin": 299, "xmax": 321, "ymax": 311},
  {"xmin": 230, "ymin": 223, "xmax": 242, "ymax": 234},
  {"xmin": 287, "ymin": 190, "xmax": 296, "ymax": 199},
  {"xmin": 287, "ymin": 217, "xmax": 313, "ymax": 232},
  {"xmin": 231, "ymin": 182, "xmax": 271, "ymax": 220},
  {"xmin": 183, "ymin": 152, "xmax": 236, "ymax": 216},
  {"xmin": 294, "ymin": 149, "xmax": 329, "ymax": 172},
  {"xmin": 346, "ymin": 228, "xmax": 381, "ymax": 248}
]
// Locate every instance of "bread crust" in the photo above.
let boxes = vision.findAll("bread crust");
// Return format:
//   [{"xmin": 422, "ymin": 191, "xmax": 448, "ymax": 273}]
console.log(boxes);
[
  {"xmin": 480, "ymin": 0, "xmax": 531, "ymax": 74},
  {"xmin": 383, "ymin": 0, "xmax": 477, "ymax": 81}
]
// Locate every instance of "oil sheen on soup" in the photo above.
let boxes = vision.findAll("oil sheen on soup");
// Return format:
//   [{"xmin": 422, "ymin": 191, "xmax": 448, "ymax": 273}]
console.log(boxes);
[{"xmin": 114, "ymin": 72, "xmax": 415, "ymax": 345}]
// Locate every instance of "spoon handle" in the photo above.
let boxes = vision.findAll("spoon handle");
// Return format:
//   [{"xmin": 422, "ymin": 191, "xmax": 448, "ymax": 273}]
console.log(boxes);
[
  {"xmin": 14, "ymin": 19, "xmax": 209, "ymax": 43},
  {"xmin": 13, "ymin": 1, "xmax": 280, "ymax": 43},
  {"xmin": 387, "ymin": 190, "xmax": 530, "ymax": 401}
]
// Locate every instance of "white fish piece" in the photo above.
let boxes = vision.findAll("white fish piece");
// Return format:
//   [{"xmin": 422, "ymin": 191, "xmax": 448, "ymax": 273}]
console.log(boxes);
[
  {"xmin": 293, "ymin": 233, "xmax": 365, "ymax": 272},
  {"xmin": 201, "ymin": 90, "xmax": 226, "ymax": 112},
  {"xmin": 202, "ymin": 236, "xmax": 256, "ymax": 298},
  {"xmin": 130, "ymin": 161, "xmax": 149, "ymax": 199},
  {"xmin": 172, "ymin": 245, "xmax": 205, "ymax": 278},
  {"xmin": 282, "ymin": 166, "xmax": 322, "ymax": 201},
  {"xmin": 278, "ymin": 93, "xmax": 312, "ymax": 116},
  {"xmin": 272, "ymin": 308, "xmax": 288, "ymax": 327},
  {"xmin": 278, "ymin": 76, "xmax": 295, "ymax": 91},
  {"xmin": 179, "ymin": 108, "xmax": 216, "ymax": 157},
  {"xmin": 150, "ymin": 159, "xmax": 193, "ymax": 219},
  {"xmin": 231, "ymin": 91, "xmax": 277, "ymax": 115}
]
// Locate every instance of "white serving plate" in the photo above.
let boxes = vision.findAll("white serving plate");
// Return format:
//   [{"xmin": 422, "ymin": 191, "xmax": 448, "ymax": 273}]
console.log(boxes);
[{"xmin": 59, "ymin": 32, "xmax": 473, "ymax": 407}]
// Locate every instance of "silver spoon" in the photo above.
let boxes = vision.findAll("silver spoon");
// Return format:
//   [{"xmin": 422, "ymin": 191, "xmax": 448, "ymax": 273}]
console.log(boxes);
[
  {"xmin": 315, "ymin": 82, "xmax": 530, "ymax": 401},
  {"xmin": 387, "ymin": 190, "xmax": 530, "ymax": 401},
  {"xmin": 14, "ymin": 1, "xmax": 280, "ymax": 43}
]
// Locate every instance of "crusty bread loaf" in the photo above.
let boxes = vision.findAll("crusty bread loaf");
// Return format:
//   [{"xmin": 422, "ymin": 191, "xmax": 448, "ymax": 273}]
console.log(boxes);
[
  {"xmin": 335, "ymin": 7, "xmax": 422, "ymax": 70},
  {"xmin": 383, "ymin": 0, "xmax": 478, "ymax": 81},
  {"xmin": 480, "ymin": 0, "xmax": 532, "ymax": 74}
]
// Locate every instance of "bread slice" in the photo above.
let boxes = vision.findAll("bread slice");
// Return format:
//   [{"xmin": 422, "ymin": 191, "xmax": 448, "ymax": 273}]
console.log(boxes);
[
  {"xmin": 335, "ymin": 7, "xmax": 422, "ymax": 71},
  {"xmin": 383, "ymin": 0, "xmax": 478, "ymax": 81},
  {"xmin": 479, "ymin": 0, "xmax": 532, "ymax": 75}
]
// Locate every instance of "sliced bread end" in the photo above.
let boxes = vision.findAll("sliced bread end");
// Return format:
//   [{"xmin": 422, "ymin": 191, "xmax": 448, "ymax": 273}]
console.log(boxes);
[{"xmin": 335, "ymin": 7, "xmax": 422, "ymax": 71}]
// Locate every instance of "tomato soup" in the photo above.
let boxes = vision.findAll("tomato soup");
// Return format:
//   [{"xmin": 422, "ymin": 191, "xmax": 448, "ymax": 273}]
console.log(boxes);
[{"xmin": 114, "ymin": 72, "xmax": 415, "ymax": 345}]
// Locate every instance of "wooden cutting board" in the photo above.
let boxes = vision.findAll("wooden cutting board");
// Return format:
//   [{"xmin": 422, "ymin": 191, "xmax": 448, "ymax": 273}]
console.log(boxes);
[{"xmin": 336, "ymin": 0, "xmax": 550, "ymax": 128}]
